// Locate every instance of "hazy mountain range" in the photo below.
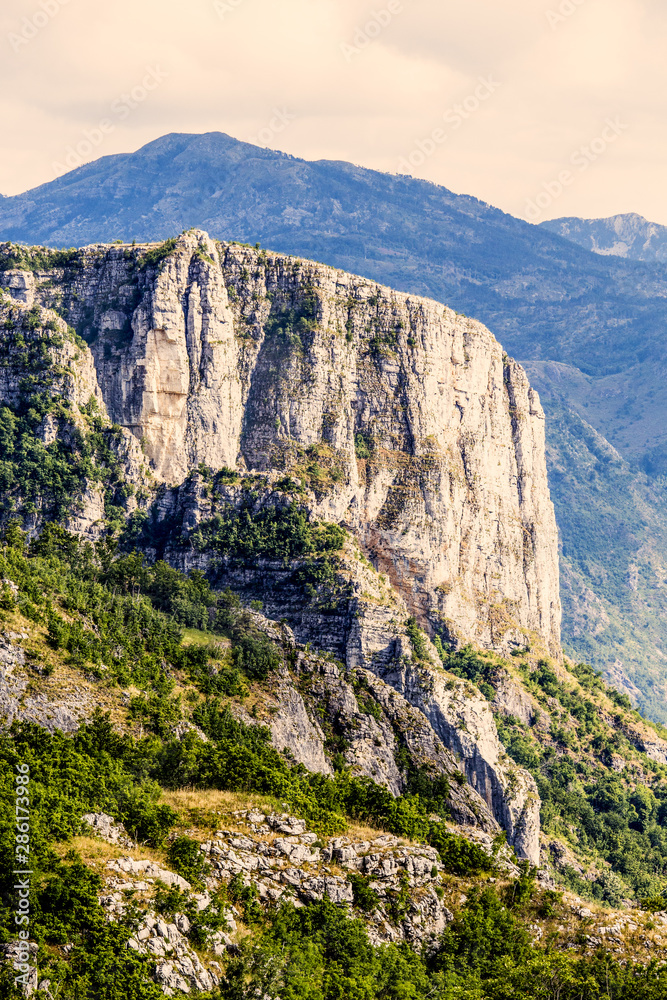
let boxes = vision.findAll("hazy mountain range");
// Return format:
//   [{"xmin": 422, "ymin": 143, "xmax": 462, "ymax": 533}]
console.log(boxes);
[
  {"xmin": 541, "ymin": 212, "xmax": 667, "ymax": 263},
  {"xmin": 3, "ymin": 131, "xmax": 667, "ymax": 719}
]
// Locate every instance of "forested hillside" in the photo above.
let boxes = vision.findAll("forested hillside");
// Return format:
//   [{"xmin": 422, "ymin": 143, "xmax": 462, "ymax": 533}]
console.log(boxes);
[
  {"xmin": 4, "ymin": 524, "xmax": 667, "ymax": 997},
  {"xmin": 3, "ymin": 235, "xmax": 667, "ymax": 999}
]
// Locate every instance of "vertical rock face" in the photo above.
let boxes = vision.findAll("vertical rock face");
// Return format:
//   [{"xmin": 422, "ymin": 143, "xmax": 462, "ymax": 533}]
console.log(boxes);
[
  {"xmin": 6, "ymin": 230, "xmax": 560, "ymax": 658},
  {"xmin": 0, "ymin": 232, "xmax": 560, "ymax": 863},
  {"xmin": 377, "ymin": 656, "xmax": 540, "ymax": 864}
]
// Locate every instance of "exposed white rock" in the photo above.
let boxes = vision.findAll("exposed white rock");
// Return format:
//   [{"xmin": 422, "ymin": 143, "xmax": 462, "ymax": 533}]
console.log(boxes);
[
  {"xmin": 107, "ymin": 857, "xmax": 191, "ymax": 891},
  {"xmin": 0, "ymin": 633, "xmax": 93, "ymax": 733},
  {"xmin": 0, "ymin": 233, "xmax": 563, "ymax": 861},
  {"xmin": 3, "ymin": 232, "xmax": 560, "ymax": 657},
  {"xmin": 367, "ymin": 654, "xmax": 540, "ymax": 864},
  {"xmin": 492, "ymin": 673, "xmax": 536, "ymax": 726},
  {"xmin": 268, "ymin": 668, "xmax": 332, "ymax": 774},
  {"xmin": 82, "ymin": 812, "xmax": 133, "ymax": 848}
]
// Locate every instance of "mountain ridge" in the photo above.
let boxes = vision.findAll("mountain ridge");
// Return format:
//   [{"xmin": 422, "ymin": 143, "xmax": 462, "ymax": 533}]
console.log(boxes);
[
  {"xmin": 540, "ymin": 212, "xmax": 667, "ymax": 263},
  {"xmin": 3, "ymin": 132, "xmax": 667, "ymax": 721},
  {"xmin": 0, "ymin": 230, "xmax": 561, "ymax": 665},
  {"xmin": 5, "ymin": 233, "xmax": 667, "ymax": 998}
]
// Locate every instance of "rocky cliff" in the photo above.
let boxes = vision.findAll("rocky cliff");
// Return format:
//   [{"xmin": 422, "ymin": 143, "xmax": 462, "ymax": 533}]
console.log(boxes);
[
  {"xmin": 0, "ymin": 230, "xmax": 561, "ymax": 656},
  {"xmin": 0, "ymin": 231, "xmax": 562, "ymax": 864}
]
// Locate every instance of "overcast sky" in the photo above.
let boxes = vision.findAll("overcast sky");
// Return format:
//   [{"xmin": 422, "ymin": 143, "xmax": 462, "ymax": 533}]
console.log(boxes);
[{"xmin": 1, "ymin": 0, "xmax": 666, "ymax": 225}]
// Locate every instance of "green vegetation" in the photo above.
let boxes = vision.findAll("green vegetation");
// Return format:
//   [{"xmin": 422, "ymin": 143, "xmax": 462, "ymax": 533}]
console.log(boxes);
[
  {"xmin": 406, "ymin": 616, "xmax": 430, "ymax": 663},
  {"xmin": 348, "ymin": 872, "xmax": 380, "ymax": 913},
  {"xmin": 354, "ymin": 431, "xmax": 372, "ymax": 460},
  {"xmin": 0, "ymin": 395, "xmax": 128, "ymax": 527},
  {"xmin": 368, "ymin": 322, "xmax": 399, "ymax": 356},
  {"xmin": 0, "ymin": 524, "xmax": 285, "ymax": 694},
  {"xmin": 137, "ymin": 238, "xmax": 178, "ymax": 270},
  {"xmin": 264, "ymin": 290, "xmax": 319, "ymax": 349},
  {"xmin": 291, "ymin": 442, "xmax": 347, "ymax": 495},
  {"xmin": 0, "ymin": 308, "xmax": 131, "ymax": 527},
  {"xmin": 0, "ymin": 245, "xmax": 81, "ymax": 273},
  {"xmin": 166, "ymin": 836, "xmax": 211, "ymax": 889},
  {"xmin": 438, "ymin": 643, "xmax": 497, "ymax": 701},
  {"xmin": 3, "ymin": 519, "xmax": 667, "ymax": 994},
  {"xmin": 434, "ymin": 641, "xmax": 667, "ymax": 904},
  {"xmin": 215, "ymin": 884, "xmax": 667, "ymax": 1000},
  {"xmin": 189, "ymin": 497, "xmax": 349, "ymax": 604},
  {"xmin": 191, "ymin": 500, "xmax": 345, "ymax": 565},
  {"xmin": 0, "ymin": 524, "xmax": 485, "ymax": 846},
  {"xmin": 545, "ymin": 399, "xmax": 667, "ymax": 725},
  {"xmin": 492, "ymin": 661, "xmax": 667, "ymax": 902}
]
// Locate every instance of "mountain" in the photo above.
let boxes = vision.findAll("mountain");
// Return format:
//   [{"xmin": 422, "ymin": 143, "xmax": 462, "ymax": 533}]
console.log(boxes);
[
  {"xmin": 0, "ymin": 231, "xmax": 562, "ymax": 662},
  {"xmin": 3, "ymin": 133, "xmax": 667, "ymax": 719},
  {"xmin": 5, "ymin": 235, "xmax": 667, "ymax": 997},
  {"xmin": 0, "ymin": 230, "xmax": 565, "ymax": 855},
  {"xmin": 524, "ymin": 385, "xmax": 667, "ymax": 717},
  {"xmin": 540, "ymin": 213, "xmax": 667, "ymax": 263},
  {"xmin": 5, "ymin": 235, "xmax": 667, "ymax": 998}
]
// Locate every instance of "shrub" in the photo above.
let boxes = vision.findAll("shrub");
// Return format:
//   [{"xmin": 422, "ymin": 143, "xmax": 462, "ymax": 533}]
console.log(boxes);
[
  {"xmin": 138, "ymin": 237, "xmax": 178, "ymax": 269},
  {"xmin": 192, "ymin": 500, "xmax": 345, "ymax": 565},
  {"xmin": 428, "ymin": 824, "xmax": 496, "ymax": 876},
  {"xmin": 166, "ymin": 836, "xmax": 210, "ymax": 889},
  {"xmin": 354, "ymin": 432, "xmax": 371, "ymax": 460},
  {"xmin": 406, "ymin": 616, "xmax": 429, "ymax": 662},
  {"xmin": 348, "ymin": 872, "xmax": 380, "ymax": 913}
]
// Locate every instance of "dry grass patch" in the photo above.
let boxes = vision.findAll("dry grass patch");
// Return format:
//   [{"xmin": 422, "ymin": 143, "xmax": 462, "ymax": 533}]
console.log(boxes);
[
  {"xmin": 182, "ymin": 628, "xmax": 230, "ymax": 650},
  {"xmin": 162, "ymin": 790, "xmax": 417, "ymax": 848},
  {"xmin": 52, "ymin": 836, "xmax": 167, "ymax": 872},
  {"xmin": 163, "ymin": 788, "xmax": 274, "ymax": 815},
  {"xmin": 346, "ymin": 819, "xmax": 400, "ymax": 843},
  {"xmin": 162, "ymin": 787, "xmax": 290, "ymax": 838},
  {"xmin": 0, "ymin": 611, "xmax": 126, "ymax": 728}
]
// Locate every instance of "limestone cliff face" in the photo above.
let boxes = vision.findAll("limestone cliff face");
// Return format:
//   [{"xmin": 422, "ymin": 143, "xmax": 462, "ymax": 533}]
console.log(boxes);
[
  {"xmin": 2, "ymin": 230, "xmax": 560, "ymax": 658},
  {"xmin": 376, "ymin": 655, "xmax": 540, "ymax": 865},
  {"xmin": 0, "ymin": 232, "xmax": 560, "ymax": 864}
]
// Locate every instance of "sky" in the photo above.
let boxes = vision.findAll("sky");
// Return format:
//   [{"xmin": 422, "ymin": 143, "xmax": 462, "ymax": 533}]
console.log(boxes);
[{"xmin": 1, "ymin": 0, "xmax": 666, "ymax": 226}]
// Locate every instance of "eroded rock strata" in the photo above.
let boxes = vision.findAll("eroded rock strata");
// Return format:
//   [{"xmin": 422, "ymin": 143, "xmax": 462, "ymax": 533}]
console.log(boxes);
[
  {"xmin": 0, "ymin": 231, "xmax": 560, "ymax": 655},
  {"xmin": 0, "ymin": 232, "xmax": 562, "ymax": 862}
]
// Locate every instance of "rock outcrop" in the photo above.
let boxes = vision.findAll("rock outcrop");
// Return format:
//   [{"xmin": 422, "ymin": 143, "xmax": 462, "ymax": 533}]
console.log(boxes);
[
  {"xmin": 0, "ymin": 630, "xmax": 91, "ymax": 732},
  {"xmin": 0, "ymin": 233, "xmax": 561, "ymax": 863},
  {"xmin": 290, "ymin": 652, "xmax": 502, "ymax": 832},
  {"xmin": 0, "ymin": 231, "xmax": 561, "ymax": 658},
  {"xmin": 100, "ymin": 807, "xmax": 502, "ymax": 969},
  {"xmin": 82, "ymin": 812, "xmax": 134, "ymax": 848},
  {"xmin": 377, "ymin": 656, "xmax": 540, "ymax": 864}
]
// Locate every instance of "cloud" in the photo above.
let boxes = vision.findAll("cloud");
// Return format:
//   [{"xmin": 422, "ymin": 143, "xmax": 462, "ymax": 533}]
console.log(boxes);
[{"xmin": 0, "ymin": 0, "xmax": 665, "ymax": 226}]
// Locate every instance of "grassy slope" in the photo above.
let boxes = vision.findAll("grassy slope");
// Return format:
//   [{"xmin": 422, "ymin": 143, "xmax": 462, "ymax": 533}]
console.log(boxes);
[{"xmin": 539, "ymin": 397, "xmax": 667, "ymax": 723}]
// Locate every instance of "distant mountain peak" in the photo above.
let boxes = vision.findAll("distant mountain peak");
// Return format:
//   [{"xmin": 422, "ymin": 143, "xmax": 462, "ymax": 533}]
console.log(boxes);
[{"xmin": 540, "ymin": 212, "xmax": 667, "ymax": 262}]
